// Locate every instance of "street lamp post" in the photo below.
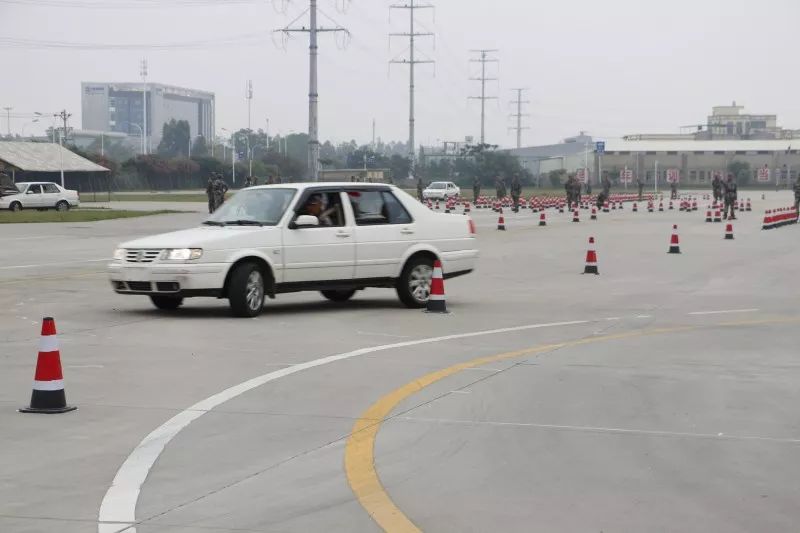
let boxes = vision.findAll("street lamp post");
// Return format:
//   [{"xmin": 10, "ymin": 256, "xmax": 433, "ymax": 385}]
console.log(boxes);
[{"xmin": 2, "ymin": 106, "xmax": 12, "ymax": 136}]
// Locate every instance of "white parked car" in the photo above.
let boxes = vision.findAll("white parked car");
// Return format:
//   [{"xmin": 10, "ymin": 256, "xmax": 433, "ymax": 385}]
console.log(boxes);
[
  {"xmin": 0, "ymin": 181, "xmax": 80, "ymax": 212},
  {"xmin": 422, "ymin": 181, "xmax": 460, "ymax": 200},
  {"xmin": 109, "ymin": 183, "xmax": 478, "ymax": 317}
]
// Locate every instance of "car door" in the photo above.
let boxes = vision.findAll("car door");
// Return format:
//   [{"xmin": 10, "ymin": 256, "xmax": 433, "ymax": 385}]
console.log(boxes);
[
  {"xmin": 281, "ymin": 190, "xmax": 356, "ymax": 283},
  {"xmin": 348, "ymin": 188, "xmax": 416, "ymax": 280},
  {"xmin": 23, "ymin": 184, "xmax": 44, "ymax": 207},
  {"xmin": 41, "ymin": 183, "xmax": 61, "ymax": 208}
]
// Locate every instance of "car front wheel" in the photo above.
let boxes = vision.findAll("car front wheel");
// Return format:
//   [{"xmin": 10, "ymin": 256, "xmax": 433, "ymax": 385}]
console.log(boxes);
[
  {"xmin": 149, "ymin": 295, "xmax": 184, "ymax": 310},
  {"xmin": 9, "ymin": 202, "xmax": 21, "ymax": 212},
  {"xmin": 396, "ymin": 256, "xmax": 434, "ymax": 308},
  {"xmin": 55, "ymin": 201, "xmax": 70, "ymax": 212},
  {"xmin": 228, "ymin": 262, "xmax": 265, "ymax": 317}
]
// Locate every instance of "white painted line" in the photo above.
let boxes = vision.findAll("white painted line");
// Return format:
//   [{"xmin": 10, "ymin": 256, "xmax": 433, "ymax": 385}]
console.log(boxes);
[
  {"xmin": 97, "ymin": 318, "xmax": 590, "ymax": 533},
  {"xmin": 605, "ymin": 317, "xmax": 621, "ymax": 321},
  {"xmin": 448, "ymin": 390, "xmax": 471, "ymax": 394},
  {"xmin": 0, "ymin": 258, "xmax": 108, "ymax": 270},
  {"xmin": 395, "ymin": 417, "xmax": 800, "ymax": 445},
  {"xmin": 688, "ymin": 308, "xmax": 759, "ymax": 316},
  {"xmin": 635, "ymin": 315, "xmax": 652, "ymax": 319}
]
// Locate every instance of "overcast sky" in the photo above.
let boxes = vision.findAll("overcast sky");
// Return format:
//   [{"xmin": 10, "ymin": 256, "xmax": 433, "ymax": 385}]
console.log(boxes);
[{"xmin": 1, "ymin": 0, "xmax": 799, "ymax": 148}]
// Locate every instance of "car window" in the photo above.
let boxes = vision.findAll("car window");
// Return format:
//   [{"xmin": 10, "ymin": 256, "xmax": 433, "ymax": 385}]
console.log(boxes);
[
  {"xmin": 42, "ymin": 184, "xmax": 59, "ymax": 193},
  {"xmin": 294, "ymin": 191, "xmax": 345, "ymax": 228},
  {"xmin": 27, "ymin": 184, "xmax": 42, "ymax": 194},
  {"xmin": 347, "ymin": 190, "xmax": 412, "ymax": 225},
  {"xmin": 429, "ymin": 183, "xmax": 446, "ymax": 189}
]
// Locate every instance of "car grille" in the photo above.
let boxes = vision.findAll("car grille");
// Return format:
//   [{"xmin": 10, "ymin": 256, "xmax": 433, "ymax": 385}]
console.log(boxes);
[
  {"xmin": 126, "ymin": 281, "xmax": 152, "ymax": 292},
  {"xmin": 125, "ymin": 249, "xmax": 162, "ymax": 263}
]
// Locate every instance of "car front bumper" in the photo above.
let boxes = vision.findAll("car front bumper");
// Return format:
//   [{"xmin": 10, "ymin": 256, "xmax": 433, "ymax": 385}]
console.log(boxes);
[{"xmin": 108, "ymin": 261, "xmax": 227, "ymax": 295}]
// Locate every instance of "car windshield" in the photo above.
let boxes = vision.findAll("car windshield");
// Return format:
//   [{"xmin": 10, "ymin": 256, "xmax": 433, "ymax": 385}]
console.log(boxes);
[
  {"xmin": 15, "ymin": 184, "xmax": 24, "ymax": 193},
  {"xmin": 205, "ymin": 188, "xmax": 296, "ymax": 226},
  {"xmin": 429, "ymin": 183, "xmax": 447, "ymax": 189}
]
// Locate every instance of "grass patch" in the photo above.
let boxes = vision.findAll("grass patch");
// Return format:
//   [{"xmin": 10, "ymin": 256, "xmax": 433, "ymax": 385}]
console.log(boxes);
[{"xmin": 0, "ymin": 209, "xmax": 185, "ymax": 223}]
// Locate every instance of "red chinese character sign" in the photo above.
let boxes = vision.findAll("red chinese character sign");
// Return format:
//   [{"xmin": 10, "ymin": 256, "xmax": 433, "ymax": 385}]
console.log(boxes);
[
  {"xmin": 666, "ymin": 168, "xmax": 680, "ymax": 183},
  {"xmin": 619, "ymin": 169, "xmax": 633, "ymax": 183},
  {"xmin": 576, "ymin": 168, "xmax": 588, "ymax": 184},
  {"xmin": 757, "ymin": 166, "xmax": 771, "ymax": 182}
]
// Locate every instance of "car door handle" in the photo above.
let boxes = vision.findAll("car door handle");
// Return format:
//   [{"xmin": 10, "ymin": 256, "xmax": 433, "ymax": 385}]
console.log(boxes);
[
  {"xmin": 400, "ymin": 228, "xmax": 415, "ymax": 235},
  {"xmin": 336, "ymin": 231, "xmax": 352, "ymax": 238}
]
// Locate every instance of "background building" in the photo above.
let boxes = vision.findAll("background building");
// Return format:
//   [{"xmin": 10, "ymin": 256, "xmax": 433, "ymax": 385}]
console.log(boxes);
[
  {"xmin": 507, "ymin": 133, "xmax": 594, "ymax": 177},
  {"xmin": 81, "ymin": 82, "xmax": 215, "ymax": 152}
]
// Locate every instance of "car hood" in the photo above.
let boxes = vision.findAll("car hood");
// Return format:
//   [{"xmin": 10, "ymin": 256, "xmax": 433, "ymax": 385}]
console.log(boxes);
[
  {"xmin": 0, "ymin": 191, "xmax": 20, "ymax": 200},
  {"xmin": 120, "ymin": 225, "xmax": 280, "ymax": 250}
]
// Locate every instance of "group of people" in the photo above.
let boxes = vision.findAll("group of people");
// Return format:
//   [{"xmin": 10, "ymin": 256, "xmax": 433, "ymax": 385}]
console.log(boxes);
[
  {"xmin": 205, "ymin": 174, "xmax": 229, "ymax": 214},
  {"xmin": 710, "ymin": 173, "xmax": 740, "ymax": 220}
]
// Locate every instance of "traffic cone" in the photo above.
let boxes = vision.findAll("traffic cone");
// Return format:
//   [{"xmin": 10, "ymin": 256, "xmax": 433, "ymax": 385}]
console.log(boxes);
[
  {"xmin": 463, "ymin": 202, "xmax": 471, "ymax": 214},
  {"xmin": 539, "ymin": 212, "xmax": 547, "ymax": 226},
  {"xmin": 632, "ymin": 202, "xmax": 638, "ymax": 212},
  {"xmin": 583, "ymin": 237, "xmax": 599, "ymax": 275},
  {"xmin": 713, "ymin": 209, "xmax": 722, "ymax": 223},
  {"xmin": 725, "ymin": 222, "xmax": 734, "ymax": 240},
  {"xmin": 762, "ymin": 210, "xmax": 772, "ymax": 230},
  {"xmin": 659, "ymin": 201, "xmax": 664, "ymax": 212},
  {"xmin": 668, "ymin": 225, "xmax": 681, "ymax": 254},
  {"xmin": 603, "ymin": 201, "xmax": 609, "ymax": 213},
  {"xmin": 692, "ymin": 200, "xmax": 698, "ymax": 211},
  {"xmin": 425, "ymin": 260, "xmax": 448, "ymax": 314},
  {"xmin": 705, "ymin": 209, "xmax": 712, "ymax": 223},
  {"xmin": 746, "ymin": 199, "xmax": 752, "ymax": 212},
  {"xmin": 648, "ymin": 201, "xmax": 654, "ymax": 213},
  {"xmin": 572, "ymin": 209, "xmax": 580, "ymax": 223},
  {"xmin": 497, "ymin": 214, "xmax": 506, "ymax": 231},
  {"xmin": 590, "ymin": 207, "xmax": 597, "ymax": 220},
  {"xmin": 435, "ymin": 200, "xmax": 440, "ymax": 210},
  {"xmin": 668, "ymin": 200, "xmax": 674, "ymax": 210},
  {"xmin": 19, "ymin": 317, "xmax": 76, "ymax": 414}
]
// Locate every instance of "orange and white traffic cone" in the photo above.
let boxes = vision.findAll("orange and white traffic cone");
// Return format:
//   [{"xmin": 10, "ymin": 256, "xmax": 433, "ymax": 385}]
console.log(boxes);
[
  {"xmin": 590, "ymin": 207, "xmax": 597, "ymax": 220},
  {"xmin": 713, "ymin": 209, "xmax": 722, "ymax": 223},
  {"xmin": 426, "ymin": 260, "xmax": 448, "ymax": 313},
  {"xmin": 659, "ymin": 201, "xmax": 664, "ymax": 212},
  {"xmin": 632, "ymin": 202, "xmax": 638, "ymax": 212},
  {"xmin": 572, "ymin": 209, "xmax": 580, "ymax": 223},
  {"xmin": 497, "ymin": 214, "xmax": 506, "ymax": 231},
  {"xmin": 668, "ymin": 224, "xmax": 681, "ymax": 254},
  {"xmin": 539, "ymin": 212, "xmax": 547, "ymax": 227},
  {"xmin": 705, "ymin": 209, "xmax": 712, "ymax": 223},
  {"xmin": 19, "ymin": 317, "xmax": 76, "ymax": 414},
  {"xmin": 724, "ymin": 222, "xmax": 734, "ymax": 240},
  {"xmin": 583, "ymin": 237, "xmax": 599, "ymax": 275},
  {"xmin": 463, "ymin": 202, "xmax": 471, "ymax": 214}
]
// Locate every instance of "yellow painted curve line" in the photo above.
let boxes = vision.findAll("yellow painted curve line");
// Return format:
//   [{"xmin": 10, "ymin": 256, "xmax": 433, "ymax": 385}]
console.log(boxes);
[{"xmin": 344, "ymin": 318, "xmax": 799, "ymax": 532}]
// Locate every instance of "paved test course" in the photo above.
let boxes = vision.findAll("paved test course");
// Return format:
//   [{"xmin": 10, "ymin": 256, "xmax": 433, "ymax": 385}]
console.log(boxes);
[{"xmin": 1, "ymin": 190, "xmax": 799, "ymax": 533}]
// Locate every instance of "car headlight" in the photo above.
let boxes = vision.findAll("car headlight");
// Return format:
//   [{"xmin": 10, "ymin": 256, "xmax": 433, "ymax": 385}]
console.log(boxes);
[
  {"xmin": 113, "ymin": 248, "xmax": 126, "ymax": 260},
  {"xmin": 162, "ymin": 248, "xmax": 203, "ymax": 261}
]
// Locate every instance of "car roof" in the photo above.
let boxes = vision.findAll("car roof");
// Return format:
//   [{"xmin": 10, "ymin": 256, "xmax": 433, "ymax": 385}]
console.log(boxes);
[
  {"xmin": 16, "ymin": 182, "xmax": 57, "ymax": 186},
  {"xmin": 249, "ymin": 182, "xmax": 394, "ymax": 191}
]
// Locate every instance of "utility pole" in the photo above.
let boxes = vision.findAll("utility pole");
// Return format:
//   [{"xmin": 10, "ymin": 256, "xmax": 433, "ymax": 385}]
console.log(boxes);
[
  {"xmin": 468, "ymin": 49, "xmax": 499, "ymax": 145},
  {"xmin": 140, "ymin": 59, "xmax": 148, "ymax": 155},
  {"xmin": 2, "ymin": 107, "xmax": 11, "ymax": 136},
  {"xmin": 277, "ymin": 0, "xmax": 349, "ymax": 181},
  {"xmin": 508, "ymin": 88, "xmax": 529, "ymax": 149},
  {"xmin": 389, "ymin": 0, "xmax": 434, "ymax": 176},
  {"xmin": 55, "ymin": 110, "xmax": 72, "ymax": 142},
  {"xmin": 372, "ymin": 118, "xmax": 376, "ymax": 150},
  {"xmin": 246, "ymin": 80, "xmax": 253, "ymax": 177}
]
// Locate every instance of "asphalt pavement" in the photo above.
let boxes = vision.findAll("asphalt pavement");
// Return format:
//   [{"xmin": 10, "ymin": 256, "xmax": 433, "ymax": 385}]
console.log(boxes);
[{"xmin": 1, "ymin": 190, "xmax": 799, "ymax": 533}]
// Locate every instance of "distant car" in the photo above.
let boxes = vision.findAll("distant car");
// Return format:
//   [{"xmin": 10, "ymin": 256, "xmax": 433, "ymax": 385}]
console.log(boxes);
[
  {"xmin": 423, "ymin": 181, "xmax": 460, "ymax": 201},
  {"xmin": 0, "ymin": 182, "xmax": 80, "ymax": 212},
  {"xmin": 109, "ymin": 182, "xmax": 478, "ymax": 317}
]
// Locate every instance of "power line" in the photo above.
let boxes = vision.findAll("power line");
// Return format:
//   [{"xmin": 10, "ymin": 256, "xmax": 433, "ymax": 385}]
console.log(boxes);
[
  {"xmin": 0, "ymin": 33, "xmax": 267, "ymax": 50},
  {"xmin": 276, "ymin": 0, "xmax": 349, "ymax": 181},
  {"xmin": 468, "ymin": 48, "xmax": 498, "ymax": 145},
  {"xmin": 0, "ymin": 0, "xmax": 259, "ymax": 8},
  {"xmin": 389, "ymin": 0, "xmax": 434, "ymax": 175},
  {"xmin": 508, "ymin": 88, "xmax": 529, "ymax": 149}
]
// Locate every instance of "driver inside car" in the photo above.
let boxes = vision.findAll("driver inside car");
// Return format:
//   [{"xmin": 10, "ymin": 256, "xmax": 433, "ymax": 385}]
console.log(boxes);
[{"xmin": 299, "ymin": 193, "xmax": 337, "ymax": 226}]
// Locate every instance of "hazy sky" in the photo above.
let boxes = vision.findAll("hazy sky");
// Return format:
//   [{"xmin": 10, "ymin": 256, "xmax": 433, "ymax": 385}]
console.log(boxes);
[{"xmin": 2, "ymin": 0, "xmax": 799, "ymax": 148}]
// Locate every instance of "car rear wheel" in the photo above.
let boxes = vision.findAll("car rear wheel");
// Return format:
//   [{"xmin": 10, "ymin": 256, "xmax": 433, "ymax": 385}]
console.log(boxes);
[
  {"xmin": 396, "ymin": 256, "xmax": 434, "ymax": 308},
  {"xmin": 55, "ymin": 201, "xmax": 70, "ymax": 212},
  {"xmin": 320, "ymin": 289, "xmax": 356, "ymax": 302},
  {"xmin": 149, "ymin": 295, "xmax": 184, "ymax": 310},
  {"xmin": 228, "ymin": 262, "xmax": 265, "ymax": 317},
  {"xmin": 9, "ymin": 201, "xmax": 21, "ymax": 212}
]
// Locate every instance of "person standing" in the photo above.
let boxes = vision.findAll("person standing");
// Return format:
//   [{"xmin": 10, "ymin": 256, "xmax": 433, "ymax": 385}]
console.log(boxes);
[
  {"xmin": 213, "ymin": 175, "xmax": 229, "ymax": 210},
  {"xmin": 722, "ymin": 172, "xmax": 738, "ymax": 220},
  {"xmin": 510, "ymin": 175, "xmax": 522, "ymax": 212},
  {"xmin": 205, "ymin": 176, "xmax": 216, "ymax": 213},
  {"xmin": 597, "ymin": 175, "xmax": 611, "ymax": 209},
  {"xmin": 572, "ymin": 176, "xmax": 582, "ymax": 208},
  {"xmin": 636, "ymin": 177, "xmax": 644, "ymax": 201},
  {"xmin": 794, "ymin": 177, "xmax": 800, "ymax": 219},
  {"xmin": 494, "ymin": 176, "xmax": 503, "ymax": 200},
  {"xmin": 670, "ymin": 180, "xmax": 678, "ymax": 200},
  {"xmin": 472, "ymin": 176, "xmax": 481, "ymax": 202},
  {"xmin": 712, "ymin": 173, "xmax": 722, "ymax": 204},
  {"xmin": 564, "ymin": 175, "xmax": 575, "ymax": 208},
  {"xmin": 243, "ymin": 176, "xmax": 252, "ymax": 188},
  {"xmin": 416, "ymin": 177, "xmax": 424, "ymax": 202}
]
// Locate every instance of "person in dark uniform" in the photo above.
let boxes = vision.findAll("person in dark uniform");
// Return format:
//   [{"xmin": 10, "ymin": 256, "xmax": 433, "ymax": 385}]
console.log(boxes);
[
  {"xmin": 572, "ymin": 176, "xmax": 582, "ymax": 208},
  {"xmin": 510, "ymin": 175, "xmax": 522, "ymax": 212},
  {"xmin": 722, "ymin": 172, "xmax": 738, "ymax": 220},
  {"xmin": 494, "ymin": 176, "xmax": 503, "ymax": 200},
  {"xmin": 564, "ymin": 175, "xmax": 575, "ymax": 208},
  {"xmin": 636, "ymin": 177, "xmax": 644, "ymax": 201},
  {"xmin": 794, "ymin": 177, "xmax": 800, "ymax": 219},
  {"xmin": 416, "ymin": 177, "xmax": 424, "ymax": 201},
  {"xmin": 472, "ymin": 176, "xmax": 481, "ymax": 202},
  {"xmin": 205, "ymin": 176, "xmax": 216, "ymax": 213},
  {"xmin": 597, "ymin": 175, "xmax": 611, "ymax": 209},
  {"xmin": 670, "ymin": 181, "xmax": 678, "ymax": 200},
  {"xmin": 711, "ymin": 174, "xmax": 722, "ymax": 203}
]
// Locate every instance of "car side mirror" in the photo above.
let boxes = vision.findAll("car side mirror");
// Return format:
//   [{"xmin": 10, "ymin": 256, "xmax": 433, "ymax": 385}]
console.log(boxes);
[{"xmin": 292, "ymin": 215, "xmax": 320, "ymax": 229}]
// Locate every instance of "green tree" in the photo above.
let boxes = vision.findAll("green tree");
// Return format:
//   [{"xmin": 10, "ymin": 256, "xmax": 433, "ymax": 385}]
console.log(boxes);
[
  {"xmin": 157, "ymin": 119, "xmax": 191, "ymax": 158},
  {"xmin": 549, "ymin": 169, "xmax": 567, "ymax": 188},
  {"xmin": 728, "ymin": 160, "xmax": 752, "ymax": 185},
  {"xmin": 191, "ymin": 135, "xmax": 209, "ymax": 157}
]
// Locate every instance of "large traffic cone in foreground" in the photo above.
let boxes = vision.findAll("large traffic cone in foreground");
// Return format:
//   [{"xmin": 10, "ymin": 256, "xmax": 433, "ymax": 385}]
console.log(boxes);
[
  {"xmin": 725, "ymin": 222, "xmax": 734, "ymax": 240},
  {"xmin": 668, "ymin": 224, "xmax": 681, "ymax": 254},
  {"xmin": 425, "ymin": 260, "xmax": 448, "ymax": 313},
  {"xmin": 20, "ymin": 317, "xmax": 76, "ymax": 414},
  {"xmin": 583, "ymin": 237, "xmax": 599, "ymax": 275},
  {"xmin": 539, "ymin": 212, "xmax": 547, "ymax": 226}
]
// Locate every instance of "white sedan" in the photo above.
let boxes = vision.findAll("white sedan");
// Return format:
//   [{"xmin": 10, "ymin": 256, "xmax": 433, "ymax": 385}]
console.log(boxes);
[
  {"xmin": 109, "ymin": 182, "xmax": 478, "ymax": 317},
  {"xmin": 422, "ymin": 181, "xmax": 461, "ymax": 200},
  {"xmin": 0, "ymin": 182, "xmax": 80, "ymax": 212}
]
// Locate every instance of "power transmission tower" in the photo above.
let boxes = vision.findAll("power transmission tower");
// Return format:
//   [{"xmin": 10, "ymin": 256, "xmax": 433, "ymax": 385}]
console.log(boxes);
[
  {"xmin": 389, "ymin": 0, "xmax": 434, "ymax": 176},
  {"xmin": 246, "ymin": 79, "xmax": 253, "ymax": 176},
  {"xmin": 508, "ymin": 88, "xmax": 529, "ymax": 149},
  {"xmin": 276, "ymin": 1, "xmax": 349, "ymax": 181},
  {"xmin": 140, "ymin": 59, "xmax": 148, "ymax": 154},
  {"xmin": 468, "ymin": 49, "xmax": 498, "ymax": 145}
]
